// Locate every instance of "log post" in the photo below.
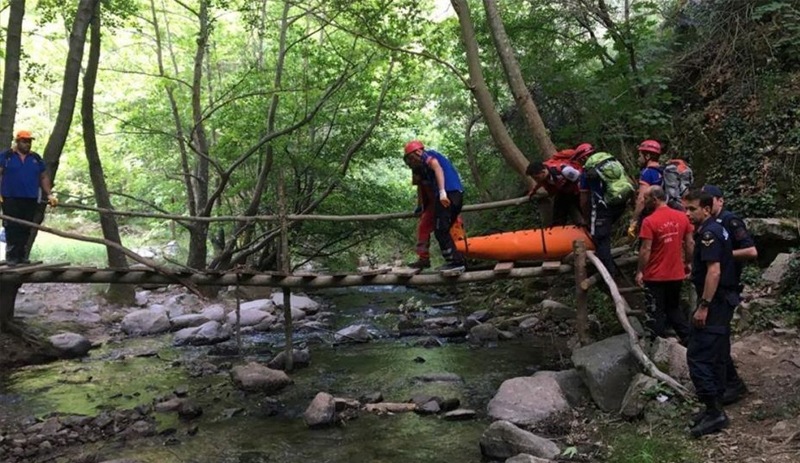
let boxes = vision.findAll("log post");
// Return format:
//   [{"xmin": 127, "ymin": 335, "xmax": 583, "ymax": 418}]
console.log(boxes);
[
  {"xmin": 0, "ymin": 282, "xmax": 21, "ymax": 333},
  {"xmin": 573, "ymin": 240, "xmax": 589, "ymax": 345},
  {"xmin": 278, "ymin": 168, "xmax": 294, "ymax": 372}
]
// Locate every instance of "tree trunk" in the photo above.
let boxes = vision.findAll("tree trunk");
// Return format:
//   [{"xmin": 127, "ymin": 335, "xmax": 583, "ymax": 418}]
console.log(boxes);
[
  {"xmin": 81, "ymin": 1, "xmax": 134, "ymax": 304},
  {"xmin": 0, "ymin": 0, "xmax": 25, "ymax": 146},
  {"xmin": 450, "ymin": 0, "xmax": 533, "ymax": 188},
  {"xmin": 186, "ymin": 0, "xmax": 212, "ymax": 269},
  {"xmin": 482, "ymin": 0, "xmax": 556, "ymax": 159}
]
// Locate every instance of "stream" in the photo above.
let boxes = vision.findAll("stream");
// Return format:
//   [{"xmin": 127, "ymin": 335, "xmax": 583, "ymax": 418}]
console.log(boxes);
[{"xmin": 0, "ymin": 285, "xmax": 568, "ymax": 463}]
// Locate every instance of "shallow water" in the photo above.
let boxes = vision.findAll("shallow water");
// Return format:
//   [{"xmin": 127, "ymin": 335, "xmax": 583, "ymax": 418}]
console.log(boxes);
[{"xmin": 0, "ymin": 286, "xmax": 567, "ymax": 463}]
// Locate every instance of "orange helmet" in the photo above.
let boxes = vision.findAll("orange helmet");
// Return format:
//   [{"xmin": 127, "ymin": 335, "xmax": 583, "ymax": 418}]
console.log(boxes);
[
  {"xmin": 15, "ymin": 130, "xmax": 34, "ymax": 140},
  {"xmin": 573, "ymin": 143, "xmax": 595, "ymax": 163},
  {"xmin": 404, "ymin": 140, "xmax": 424, "ymax": 155},
  {"xmin": 638, "ymin": 139, "xmax": 662, "ymax": 156}
]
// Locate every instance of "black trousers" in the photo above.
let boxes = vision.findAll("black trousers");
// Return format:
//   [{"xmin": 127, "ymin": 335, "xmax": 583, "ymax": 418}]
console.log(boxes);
[
  {"xmin": 644, "ymin": 280, "xmax": 691, "ymax": 344},
  {"xmin": 687, "ymin": 297, "xmax": 735, "ymax": 403},
  {"xmin": 1, "ymin": 197, "xmax": 37, "ymax": 261},
  {"xmin": 551, "ymin": 193, "xmax": 581, "ymax": 226},
  {"xmin": 590, "ymin": 201, "xmax": 626, "ymax": 274},
  {"xmin": 434, "ymin": 190, "xmax": 464, "ymax": 264}
]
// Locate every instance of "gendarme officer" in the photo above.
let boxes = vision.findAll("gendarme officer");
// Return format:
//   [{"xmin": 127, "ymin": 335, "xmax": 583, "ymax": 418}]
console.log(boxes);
[{"xmin": 683, "ymin": 189, "xmax": 740, "ymax": 438}]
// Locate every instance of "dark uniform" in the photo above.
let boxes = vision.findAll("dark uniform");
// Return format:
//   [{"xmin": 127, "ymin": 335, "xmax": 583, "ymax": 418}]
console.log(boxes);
[
  {"xmin": 579, "ymin": 173, "xmax": 626, "ymax": 274},
  {"xmin": 716, "ymin": 209, "xmax": 755, "ymax": 401},
  {"xmin": 688, "ymin": 217, "xmax": 740, "ymax": 420}
]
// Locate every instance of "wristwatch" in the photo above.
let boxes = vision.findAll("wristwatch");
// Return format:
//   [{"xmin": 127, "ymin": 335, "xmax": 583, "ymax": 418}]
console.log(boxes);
[{"xmin": 699, "ymin": 298, "xmax": 711, "ymax": 307}]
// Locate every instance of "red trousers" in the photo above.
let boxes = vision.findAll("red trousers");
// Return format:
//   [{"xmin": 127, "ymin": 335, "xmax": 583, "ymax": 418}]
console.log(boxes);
[{"xmin": 416, "ymin": 202, "xmax": 465, "ymax": 259}]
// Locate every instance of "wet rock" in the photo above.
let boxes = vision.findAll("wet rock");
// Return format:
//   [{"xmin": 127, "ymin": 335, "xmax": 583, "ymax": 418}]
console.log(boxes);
[
  {"xmin": 271, "ymin": 292, "xmax": 321, "ymax": 313},
  {"xmin": 505, "ymin": 454, "xmax": 554, "ymax": 463},
  {"xmin": 360, "ymin": 392, "xmax": 383, "ymax": 404},
  {"xmin": 267, "ymin": 348, "xmax": 311, "ymax": 370},
  {"xmin": 468, "ymin": 323, "xmax": 500, "ymax": 345},
  {"xmin": 240, "ymin": 299, "xmax": 276, "ymax": 313},
  {"xmin": 173, "ymin": 321, "xmax": 231, "ymax": 346},
  {"xmin": 334, "ymin": 397, "xmax": 360, "ymax": 411},
  {"xmin": 226, "ymin": 309, "xmax": 274, "ymax": 327},
  {"xmin": 49, "ymin": 332, "xmax": 92, "ymax": 358},
  {"xmin": 409, "ymin": 394, "xmax": 443, "ymax": 407},
  {"xmin": 134, "ymin": 291, "xmax": 150, "ymax": 306},
  {"xmin": 416, "ymin": 400, "xmax": 440, "ymax": 415},
  {"xmin": 335, "ymin": 324, "xmax": 371, "ymax": 343},
  {"xmin": 304, "ymin": 392, "xmax": 336, "ymax": 428},
  {"xmin": 547, "ymin": 369, "xmax": 590, "ymax": 407},
  {"xmin": 177, "ymin": 400, "xmax": 203, "ymax": 420},
  {"xmin": 541, "ymin": 299, "xmax": 575, "ymax": 321},
  {"xmin": 488, "ymin": 372, "xmax": 571, "ymax": 427},
  {"xmin": 174, "ymin": 385, "xmax": 189, "ymax": 397},
  {"xmin": 155, "ymin": 398, "xmax": 183, "ymax": 413},
  {"xmin": 499, "ymin": 330, "xmax": 516, "ymax": 340},
  {"xmin": 121, "ymin": 420, "xmax": 156, "ymax": 439},
  {"xmin": 423, "ymin": 316, "xmax": 460, "ymax": 328},
  {"xmin": 258, "ymin": 397, "xmax": 284, "ymax": 417},
  {"xmin": 186, "ymin": 360, "xmax": 220, "ymax": 377},
  {"xmin": 571, "ymin": 334, "xmax": 639, "ymax": 412},
  {"xmin": 230, "ymin": 362, "xmax": 293, "ymax": 394},
  {"xmin": 440, "ymin": 398, "xmax": 460, "ymax": 412},
  {"xmin": 519, "ymin": 316, "xmax": 540, "ymax": 330},
  {"xmin": 468, "ymin": 309, "xmax": 492, "ymax": 323},
  {"xmin": 170, "ymin": 314, "xmax": 210, "ymax": 331},
  {"xmin": 442, "ymin": 409, "xmax": 477, "ymax": 421},
  {"xmin": 619, "ymin": 374, "xmax": 659, "ymax": 419},
  {"xmin": 480, "ymin": 420, "xmax": 560, "ymax": 460},
  {"xmin": 219, "ymin": 408, "xmax": 245, "ymax": 420},
  {"xmin": 200, "ymin": 304, "xmax": 226, "ymax": 322},
  {"xmin": 121, "ymin": 309, "xmax": 171, "ymax": 336}
]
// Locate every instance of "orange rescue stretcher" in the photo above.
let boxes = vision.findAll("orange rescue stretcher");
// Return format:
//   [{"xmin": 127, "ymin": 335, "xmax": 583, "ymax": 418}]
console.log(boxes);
[{"xmin": 453, "ymin": 225, "xmax": 595, "ymax": 261}]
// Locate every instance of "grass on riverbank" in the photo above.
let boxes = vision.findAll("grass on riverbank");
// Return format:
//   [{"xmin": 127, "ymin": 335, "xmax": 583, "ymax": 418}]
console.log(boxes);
[{"xmin": 601, "ymin": 422, "xmax": 699, "ymax": 463}]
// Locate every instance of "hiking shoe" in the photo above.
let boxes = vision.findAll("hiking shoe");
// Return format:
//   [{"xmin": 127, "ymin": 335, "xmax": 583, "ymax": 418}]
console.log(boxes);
[
  {"xmin": 689, "ymin": 412, "xmax": 729, "ymax": 438},
  {"xmin": 438, "ymin": 261, "xmax": 466, "ymax": 273},
  {"xmin": 406, "ymin": 258, "xmax": 431, "ymax": 269},
  {"xmin": 20, "ymin": 258, "xmax": 31, "ymax": 264},
  {"xmin": 5, "ymin": 258, "xmax": 19, "ymax": 266},
  {"xmin": 721, "ymin": 381, "xmax": 749, "ymax": 406}
]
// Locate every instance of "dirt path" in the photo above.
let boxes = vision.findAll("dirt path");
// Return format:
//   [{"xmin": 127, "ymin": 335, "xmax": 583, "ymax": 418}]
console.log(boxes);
[{"xmin": 694, "ymin": 331, "xmax": 800, "ymax": 462}]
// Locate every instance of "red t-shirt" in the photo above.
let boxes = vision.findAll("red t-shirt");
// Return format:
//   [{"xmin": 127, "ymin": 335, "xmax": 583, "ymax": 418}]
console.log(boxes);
[{"xmin": 639, "ymin": 205, "xmax": 693, "ymax": 281}]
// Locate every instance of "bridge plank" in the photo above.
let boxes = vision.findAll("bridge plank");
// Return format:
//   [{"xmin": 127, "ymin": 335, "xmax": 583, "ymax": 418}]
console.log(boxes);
[
  {"xmin": 541, "ymin": 261, "xmax": 563, "ymax": 271},
  {"xmin": 392, "ymin": 267, "xmax": 422, "ymax": 278},
  {"xmin": 493, "ymin": 262, "xmax": 514, "ymax": 274},
  {"xmin": 357, "ymin": 267, "xmax": 391, "ymax": 276}
]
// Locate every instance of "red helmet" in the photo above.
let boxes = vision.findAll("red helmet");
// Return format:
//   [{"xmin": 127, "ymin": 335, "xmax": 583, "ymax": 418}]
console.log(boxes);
[
  {"xmin": 404, "ymin": 140, "xmax": 424, "ymax": 155},
  {"xmin": 573, "ymin": 143, "xmax": 595, "ymax": 162},
  {"xmin": 637, "ymin": 139, "xmax": 662, "ymax": 156}
]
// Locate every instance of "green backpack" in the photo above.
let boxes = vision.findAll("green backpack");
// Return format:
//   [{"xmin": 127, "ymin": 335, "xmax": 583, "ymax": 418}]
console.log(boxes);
[{"xmin": 583, "ymin": 152, "xmax": 634, "ymax": 206}]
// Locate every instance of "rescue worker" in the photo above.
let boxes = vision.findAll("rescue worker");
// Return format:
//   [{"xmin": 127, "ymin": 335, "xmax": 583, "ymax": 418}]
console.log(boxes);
[
  {"xmin": 0, "ymin": 130, "xmax": 57, "ymax": 265},
  {"xmin": 702, "ymin": 184, "xmax": 758, "ymax": 405},
  {"xmin": 406, "ymin": 163, "xmax": 464, "ymax": 269},
  {"xmin": 683, "ymin": 189, "xmax": 740, "ymax": 438},
  {"xmin": 576, "ymin": 142, "xmax": 631, "ymax": 275},
  {"xmin": 525, "ymin": 148, "xmax": 583, "ymax": 226},
  {"xmin": 635, "ymin": 186, "xmax": 693, "ymax": 345},
  {"xmin": 403, "ymin": 140, "xmax": 466, "ymax": 273},
  {"xmin": 628, "ymin": 139, "xmax": 664, "ymax": 238}
]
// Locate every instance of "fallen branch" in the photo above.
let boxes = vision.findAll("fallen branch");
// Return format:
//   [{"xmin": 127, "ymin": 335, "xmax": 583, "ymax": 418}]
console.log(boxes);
[{"xmin": 586, "ymin": 250, "xmax": 691, "ymax": 399}]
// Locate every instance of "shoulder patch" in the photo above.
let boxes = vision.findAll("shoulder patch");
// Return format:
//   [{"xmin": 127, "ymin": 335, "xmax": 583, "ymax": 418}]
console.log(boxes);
[{"xmin": 701, "ymin": 230, "xmax": 715, "ymax": 247}]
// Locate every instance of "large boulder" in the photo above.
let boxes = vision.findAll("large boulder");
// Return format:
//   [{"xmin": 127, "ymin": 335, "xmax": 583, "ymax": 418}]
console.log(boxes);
[
  {"xmin": 541, "ymin": 299, "xmax": 575, "ymax": 321},
  {"xmin": 226, "ymin": 309, "xmax": 275, "ymax": 327},
  {"xmin": 303, "ymin": 392, "xmax": 336, "ymax": 428},
  {"xmin": 745, "ymin": 218, "xmax": 800, "ymax": 265},
  {"xmin": 174, "ymin": 321, "xmax": 231, "ymax": 346},
  {"xmin": 170, "ymin": 314, "xmax": 211, "ymax": 331},
  {"xmin": 571, "ymin": 334, "xmax": 639, "ymax": 412},
  {"xmin": 240, "ymin": 299, "xmax": 276, "ymax": 313},
  {"xmin": 762, "ymin": 253, "xmax": 796, "ymax": 285},
  {"xmin": 49, "ymin": 332, "xmax": 92, "ymax": 358},
  {"xmin": 619, "ymin": 373, "xmax": 659, "ymax": 419},
  {"xmin": 271, "ymin": 292, "xmax": 320, "ymax": 313},
  {"xmin": 230, "ymin": 362, "xmax": 292, "ymax": 394},
  {"xmin": 487, "ymin": 372, "xmax": 571, "ymax": 427},
  {"xmin": 268, "ymin": 348, "xmax": 311, "ymax": 370},
  {"xmin": 335, "ymin": 324, "xmax": 371, "ymax": 343},
  {"xmin": 121, "ymin": 308, "xmax": 171, "ymax": 335},
  {"xmin": 200, "ymin": 304, "xmax": 226, "ymax": 322},
  {"xmin": 469, "ymin": 323, "xmax": 500, "ymax": 345},
  {"xmin": 480, "ymin": 420, "xmax": 560, "ymax": 461},
  {"xmin": 651, "ymin": 337, "xmax": 690, "ymax": 382},
  {"xmin": 548, "ymin": 369, "xmax": 591, "ymax": 406}
]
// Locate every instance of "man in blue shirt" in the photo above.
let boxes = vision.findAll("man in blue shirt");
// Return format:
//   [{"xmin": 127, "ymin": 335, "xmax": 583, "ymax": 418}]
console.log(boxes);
[
  {"xmin": 403, "ymin": 140, "xmax": 466, "ymax": 273},
  {"xmin": 628, "ymin": 139, "xmax": 664, "ymax": 238},
  {"xmin": 0, "ymin": 130, "xmax": 57, "ymax": 265},
  {"xmin": 701, "ymin": 185, "xmax": 758, "ymax": 406},
  {"xmin": 684, "ymin": 188, "xmax": 739, "ymax": 438}
]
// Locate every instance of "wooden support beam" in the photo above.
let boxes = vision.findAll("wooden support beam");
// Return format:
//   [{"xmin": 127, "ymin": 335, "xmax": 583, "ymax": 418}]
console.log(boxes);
[
  {"xmin": 585, "ymin": 251, "xmax": 690, "ymax": 399},
  {"xmin": 493, "ymin": 262, "xmax": 514, "ymax": 274},
  {"xmin": 573, "ymin": 240, "xmax": 589, "ymax": 346},
  {"xmin": 579, "ymin": 255, "xmax": 639, "ymax": 290}
]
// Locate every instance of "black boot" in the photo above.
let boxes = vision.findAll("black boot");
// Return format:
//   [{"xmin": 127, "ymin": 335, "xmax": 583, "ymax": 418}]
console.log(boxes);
[
  {"xmin": 721, "ymin": 380, "xmax": 748, "ymax": 405},
  {"xmin": 689, "ymin": 398, "xmax": 729, "ymax": 438}
]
